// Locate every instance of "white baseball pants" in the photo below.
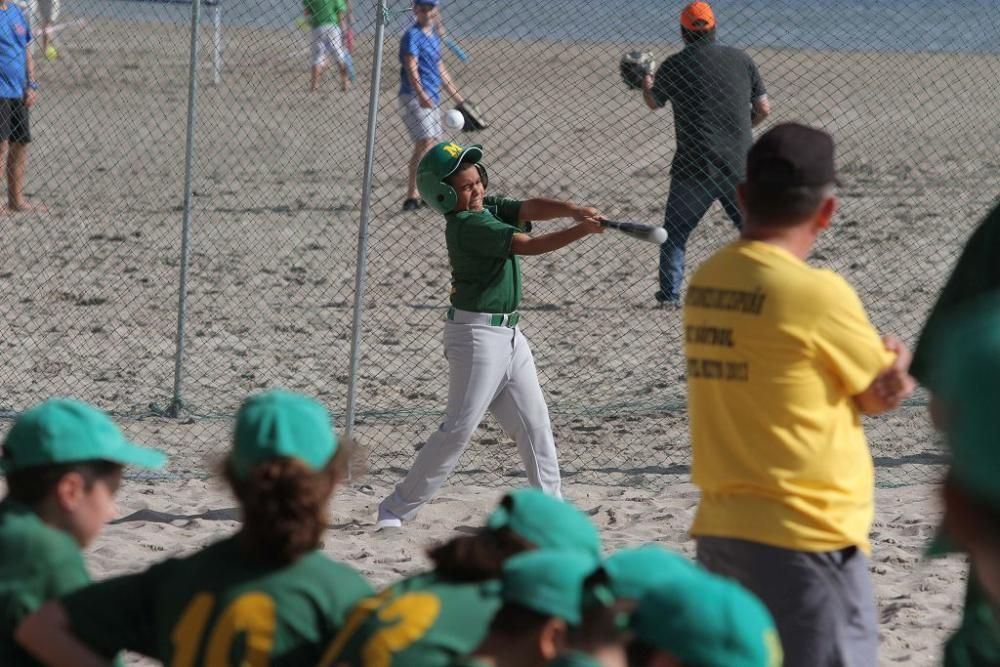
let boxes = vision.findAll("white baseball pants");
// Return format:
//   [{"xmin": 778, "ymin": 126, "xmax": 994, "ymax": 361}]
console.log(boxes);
[{"xmin": 381, "ymin": 317, "xmax": 562, "ymax": 521}]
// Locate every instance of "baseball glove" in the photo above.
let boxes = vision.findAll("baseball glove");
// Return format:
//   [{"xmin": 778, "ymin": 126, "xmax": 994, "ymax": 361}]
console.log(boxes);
[
  {"xmin": 456, "ymin": 100, "xmax": 488, "ymax": 132},
  {"xmin": 619, "ymin": 51, "xmax": 656, "ymax": 90}
]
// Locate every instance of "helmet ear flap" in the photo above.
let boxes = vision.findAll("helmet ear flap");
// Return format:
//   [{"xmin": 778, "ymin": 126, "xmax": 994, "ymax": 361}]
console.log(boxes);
[{"xmin": 475, "ymin": 163, "xmax": 489, "ymax": 189}]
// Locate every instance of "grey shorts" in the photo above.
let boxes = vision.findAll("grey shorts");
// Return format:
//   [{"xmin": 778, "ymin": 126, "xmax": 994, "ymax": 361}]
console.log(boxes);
[
  {"xmin": 696, "ymin": 536, "xmax": 878, "ymax": 667},
  {"xmin": 398, "ymin": 94, "xmax": 442, "ymax": 142}
]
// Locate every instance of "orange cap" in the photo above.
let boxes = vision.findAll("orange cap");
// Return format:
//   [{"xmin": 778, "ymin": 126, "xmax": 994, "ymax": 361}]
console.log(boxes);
[{"xmin": 680, "ymin": 2, "xmax": 716, "ymax": 31}]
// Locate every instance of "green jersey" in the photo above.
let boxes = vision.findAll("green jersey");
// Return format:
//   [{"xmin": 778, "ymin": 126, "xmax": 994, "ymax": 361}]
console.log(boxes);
[
  {"xmin": 0, "ymin": 499, "xmax": 92, "ymax": 667},
  {"xmin": 304, "ymin": 0, "xmax": 345, "ymax": 29},
  {"xmin": 317, "ymin": 572, "xmax": 502, "ymax": 667},
  {"xmin": 912, "ymin": 201, "xmax": 1000, "ymax": 387},
  {"xmin": 445, "ymin": 196, "xmax": 531, "ymax": 314},
  {"xmin": 944, "ymin": 570, "xmax": 1000, "ymax": 667},
  {"xmin": 61, "ymin": 535, "xmax": 372, "ymax": 666}
]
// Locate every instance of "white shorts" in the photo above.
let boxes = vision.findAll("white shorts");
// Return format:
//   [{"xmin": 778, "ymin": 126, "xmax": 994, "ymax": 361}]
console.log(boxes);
[
  {"xmin": 398, "ymin": 94, "xmax": 442, "ymax": 142},
  {"xmin": 28, "ymin": 0, "xmax": 59, "ymax": 25},
  {"xmin": 311, "ymin": 24, "xmax": 345, "ymax": 67}
]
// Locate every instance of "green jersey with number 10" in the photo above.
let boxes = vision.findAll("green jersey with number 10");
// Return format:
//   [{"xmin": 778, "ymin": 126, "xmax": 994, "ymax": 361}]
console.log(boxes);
[{"xmin": 60, "ymin": 536, "xmax": 372, "ymax": 666}]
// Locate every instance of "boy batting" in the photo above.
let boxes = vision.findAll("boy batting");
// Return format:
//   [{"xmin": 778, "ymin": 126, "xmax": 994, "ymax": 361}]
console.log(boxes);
[{"xmin": 377, "ymin": 141, "xmax": 605, "ymax": 527}]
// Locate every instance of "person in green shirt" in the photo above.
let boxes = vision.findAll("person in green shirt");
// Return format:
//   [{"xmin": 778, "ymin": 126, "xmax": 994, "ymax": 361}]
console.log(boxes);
[
  {"xmin": 924, "ymin": 297, "xmax": 1000, "ymax": 667},
  {"xmin": 0, "ymin": 398, "xmax": 166, "ymax": 667},
  {"xmin": 16, "ymin": 389, "xmax": 372, "ymax": 667},
  {"xmin": 909, "ymin": 201, "xmax": 1000, "ymax": 667},
  {"xmin": 303, "ymin": 0, "xmax": 351, "ymax": 91},
  {"xmin": 377, "ymin": 141, "xmax": 606, "ymax": 527},
  {"xmin": 457, "ymin": 550, "xmax": 600, "ymax": 667},
  {"xmin": 318, "ymin": 487, "xmax": 602, "ymax": 667}
]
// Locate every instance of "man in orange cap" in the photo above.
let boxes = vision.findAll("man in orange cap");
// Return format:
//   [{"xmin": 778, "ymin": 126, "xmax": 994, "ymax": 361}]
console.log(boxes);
[{"xmin": 640, "ymin": 1, "xmax": 770, "ymax": 307}]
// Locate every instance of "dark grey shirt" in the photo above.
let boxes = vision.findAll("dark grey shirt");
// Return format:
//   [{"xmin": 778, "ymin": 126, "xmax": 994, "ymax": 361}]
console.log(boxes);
[{"xmin": 652, "ymin": 41, "xmax": 766, "ymax": 182}]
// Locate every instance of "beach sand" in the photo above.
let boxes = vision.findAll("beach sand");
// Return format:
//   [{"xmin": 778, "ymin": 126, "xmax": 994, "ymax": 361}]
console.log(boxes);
[{"xmin": 3, "ymin": 14, "xmax": 998, "ymax": 665}]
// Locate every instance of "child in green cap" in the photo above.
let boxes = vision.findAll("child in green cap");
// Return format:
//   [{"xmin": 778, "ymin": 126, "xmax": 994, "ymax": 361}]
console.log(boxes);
[
  {"xmin": 16, "ymin": 389, "xmax": 372, "ymax": 667},
  {"xmin": 627, "ymin": 569, "xmax": 783, "ymax": 667},
  {"xmin": 456, "ymin": 550, "xmax": 600, "ymax": 667},
  {"xmin": 318, "ymin": 488, "xmax": 601, "ymax": 667},
  {"xmin": 0, "ymin": 398, "xmax": 166, "ymax": 667}
]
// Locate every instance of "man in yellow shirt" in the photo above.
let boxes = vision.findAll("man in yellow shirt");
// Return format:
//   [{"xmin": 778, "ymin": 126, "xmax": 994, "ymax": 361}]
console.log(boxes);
[{"xmin": 684, "ymin": 123, "xmax": 915, "ymax": 666}]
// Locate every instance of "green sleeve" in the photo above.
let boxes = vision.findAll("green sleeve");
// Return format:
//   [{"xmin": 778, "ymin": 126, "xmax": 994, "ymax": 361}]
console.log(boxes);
[
  {"xmin": 45, "ymin": 548, "xmax": 92, "ymax": 600},
  {"xmin": 911, "ymin": 202, "xmax": 1000, "ymax": 387},
  {"xmin": 483, "ymin": 196, "xmax": 524, "ymax": 229},
  {"xmin": 61, "ymin": 566, "xmax": 162, "ymax": 659},
  {"xmin": 456, "ymin": 212, "xmax": 516, "ymax": 259}
]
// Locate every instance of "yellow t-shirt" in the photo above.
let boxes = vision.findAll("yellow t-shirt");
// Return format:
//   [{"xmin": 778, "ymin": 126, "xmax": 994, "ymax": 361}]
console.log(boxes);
[{"xmin": 685, "ymin": 241, "xmax": 894, "ymax": 554}]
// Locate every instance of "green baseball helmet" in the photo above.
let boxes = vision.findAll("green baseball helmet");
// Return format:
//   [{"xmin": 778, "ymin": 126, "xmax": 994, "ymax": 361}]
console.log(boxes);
[{"xmin": 417, "ymin": 141, "xmax": 485, "ymax": 214}]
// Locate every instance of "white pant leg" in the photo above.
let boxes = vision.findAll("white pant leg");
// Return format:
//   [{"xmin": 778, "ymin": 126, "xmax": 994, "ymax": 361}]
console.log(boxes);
[
  {"xmin": 382, "ymin": 322, "xmax": 513, "ymax": 520},
  {"xmin": 489, "ymin": 327, "xmax": 561, "ymax": 497}
]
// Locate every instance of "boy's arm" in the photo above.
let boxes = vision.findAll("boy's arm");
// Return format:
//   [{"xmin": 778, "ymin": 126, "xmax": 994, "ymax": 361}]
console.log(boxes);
[
  {"xmin": 511, "ymin": 220, "xmax": 603, "ymax": 256},
  {"xmin": 16, "ymin": 602, "xmax": 112, "ymax": 667},
  {"xmin": 518, "ymin": 198, "xmax": 600, "ymax": 224},
  {"xmin": 438, "ymin": 62, "xmax": 463, "ymax": 104},
  {"xmin": 24, "ymin": 48, "xmax": 35, "ymax": 108},
  {"xmin": 403, "ymin": 55, "xmax": 433, "ymax": 108}
]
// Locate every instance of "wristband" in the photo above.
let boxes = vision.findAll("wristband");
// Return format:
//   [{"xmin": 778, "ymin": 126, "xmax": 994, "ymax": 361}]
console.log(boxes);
[{"xmin": 26, "ymin": 80, "xmax": 38, "ymax": 90}]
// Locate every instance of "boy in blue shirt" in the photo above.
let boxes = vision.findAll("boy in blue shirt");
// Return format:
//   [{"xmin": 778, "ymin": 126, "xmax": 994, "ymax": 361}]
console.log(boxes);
[
  {"xmin": 398, "ymin": 0, "xmax": 465, "ymax": 212},
  {"xmin": 0, "ymin": 0, "xmax": 39, "ymax": 212}
]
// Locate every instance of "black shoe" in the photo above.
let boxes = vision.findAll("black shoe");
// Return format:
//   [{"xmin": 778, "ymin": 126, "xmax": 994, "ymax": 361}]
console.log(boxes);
[{"xmin": 402, "ymin": 198, "xmax": 420, "ymax": 212}]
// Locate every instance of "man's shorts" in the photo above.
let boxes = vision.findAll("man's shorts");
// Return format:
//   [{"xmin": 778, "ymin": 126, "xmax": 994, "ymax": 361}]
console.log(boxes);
[
  {"xmin": 398, "ymin": 94, "xmax": 442, "ymax": 142},
  {"xmin": 310, "ymin": 24, "xmax": 345, "ymax": 67},
  {"xmin": 0, "ymin": 99, "xmax": 31, "ymax": 144},
  {"xmin": 697, "ymin": 536, "xmax": 878, "ymax": 667},
  {"xmin": 28, "ymin": 0, "xmax": 59, "ymax": 24}
]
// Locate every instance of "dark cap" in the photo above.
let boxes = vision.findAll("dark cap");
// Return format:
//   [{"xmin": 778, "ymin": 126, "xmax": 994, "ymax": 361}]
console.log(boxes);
[{"xmin": 746, "ymin": 123, "xmax": 838, "ymax": 189}]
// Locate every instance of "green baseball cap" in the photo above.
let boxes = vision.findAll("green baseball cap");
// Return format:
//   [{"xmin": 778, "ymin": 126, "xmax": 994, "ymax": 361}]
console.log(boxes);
[
  {"xmin": 603, "ymin": 544, "xmax": 698, "ymax": 600},
  {"xmin": 416, "ymin": 141, "xmax": 483, "ymax": 214},
  {"xmin": 501, "ymin": 551, "xmax": 599, "ymax": 625},
  {"xmin": 926, "ymin": 297, "xmax": 1000, "ymax": 555},
  {"xmin": 486, "ymin": 488, "xmax": 601, "ymax": 558},
  {"xmin": 1, "ymin": 398, "xmax": 166, "ymax": 473},
  {"xmin": 230, "ymin": 390, "xmax": 337, "ymax": 479},
  {"xmin": 631, "ymin": 570, "xmax": 782, "ymax": 667}
]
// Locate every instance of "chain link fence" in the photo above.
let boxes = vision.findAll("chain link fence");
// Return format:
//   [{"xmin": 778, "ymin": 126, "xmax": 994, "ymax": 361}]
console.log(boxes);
[{"xmin": 1, "ymin": 0, "xmax": 998, "ymax": 489}]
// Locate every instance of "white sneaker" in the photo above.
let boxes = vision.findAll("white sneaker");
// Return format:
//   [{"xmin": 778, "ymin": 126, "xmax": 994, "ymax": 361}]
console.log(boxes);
[{"xmin": 375, "ymin": 504, "xmax": 402, "ymax": 529}]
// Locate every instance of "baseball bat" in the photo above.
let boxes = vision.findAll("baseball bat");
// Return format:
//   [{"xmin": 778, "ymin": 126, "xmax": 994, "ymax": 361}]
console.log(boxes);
[{"xmin": 601, "ymin": 219, "xmax": 667, "ymax": 244}]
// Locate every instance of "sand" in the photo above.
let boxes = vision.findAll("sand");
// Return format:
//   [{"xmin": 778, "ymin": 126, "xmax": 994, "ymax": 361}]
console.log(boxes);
[{"xmin": 2, "ymin": 13, "xmax": 999, "ymax": 665}]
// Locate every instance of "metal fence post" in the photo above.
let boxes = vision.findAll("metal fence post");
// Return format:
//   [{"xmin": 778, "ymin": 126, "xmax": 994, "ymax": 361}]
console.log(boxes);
[
  {"xmin": 169, "ymin": 0, "xmax": 204, "ymax": 417},
  {"xmin": 343, "ymin": 0, "xmax": 389, "ymax": 473}
]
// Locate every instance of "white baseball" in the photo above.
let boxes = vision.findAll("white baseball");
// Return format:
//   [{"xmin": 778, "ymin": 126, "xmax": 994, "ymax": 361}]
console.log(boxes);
[
  {"xmin": 444, "ymin": 109, "xmax": 465, "ymax": 130},
  {"xmin": 650, "ymin": 227, "xmax": 668, "ymax": 244}
]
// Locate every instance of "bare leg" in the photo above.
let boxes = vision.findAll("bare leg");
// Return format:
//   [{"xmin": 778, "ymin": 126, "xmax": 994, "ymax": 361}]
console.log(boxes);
[
  {"xmin": 0, "ymin": 140, "xmax": 8, "ymax": 215},
  {"xmin": 338, "ymin": 64, "xmax": 349, "ymax": 92},
  {"xmin": 8, "ymin": 142, "xmax": 35, "ymax": 211},
  {"xmin": 406, "ymin": 138, "xmax": 436, "ymax": 201},
  {"xmin": 309, "ymin": 63, "xmax": 323, "ymax": 91}
]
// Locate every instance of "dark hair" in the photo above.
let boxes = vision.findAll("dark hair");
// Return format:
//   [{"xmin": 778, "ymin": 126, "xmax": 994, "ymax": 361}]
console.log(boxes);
[
  {"xmin": 488, "ymin": 603, "xmax": 552, "ymax": 637},
  {"xmin": 742, "ymin": 183, "xmax": 831, "ymax": 227},
  {"xmin": 224, "ymin": 445, "xmax": 348, "ymax": 566},
  {"xmin": 427, "ymin": 526, "xmax": 535, "ymax": 581},
  {"xmin": 4, "ymin": 460, "xmax": 123, "ymax": 508},
  {"xmin": 626, "ymin": 639, "xmax": 659, "ymax": 667},
  {"xmin": 682, "ymin": 26, "xmax": 716, "ymax": 45}
]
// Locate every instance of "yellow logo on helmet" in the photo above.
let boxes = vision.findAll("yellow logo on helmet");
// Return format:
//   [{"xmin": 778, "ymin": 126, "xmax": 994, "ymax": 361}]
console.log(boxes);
[{"xmin": 442, "ymin": 143, "xmax": 463, "ymax": 158}]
